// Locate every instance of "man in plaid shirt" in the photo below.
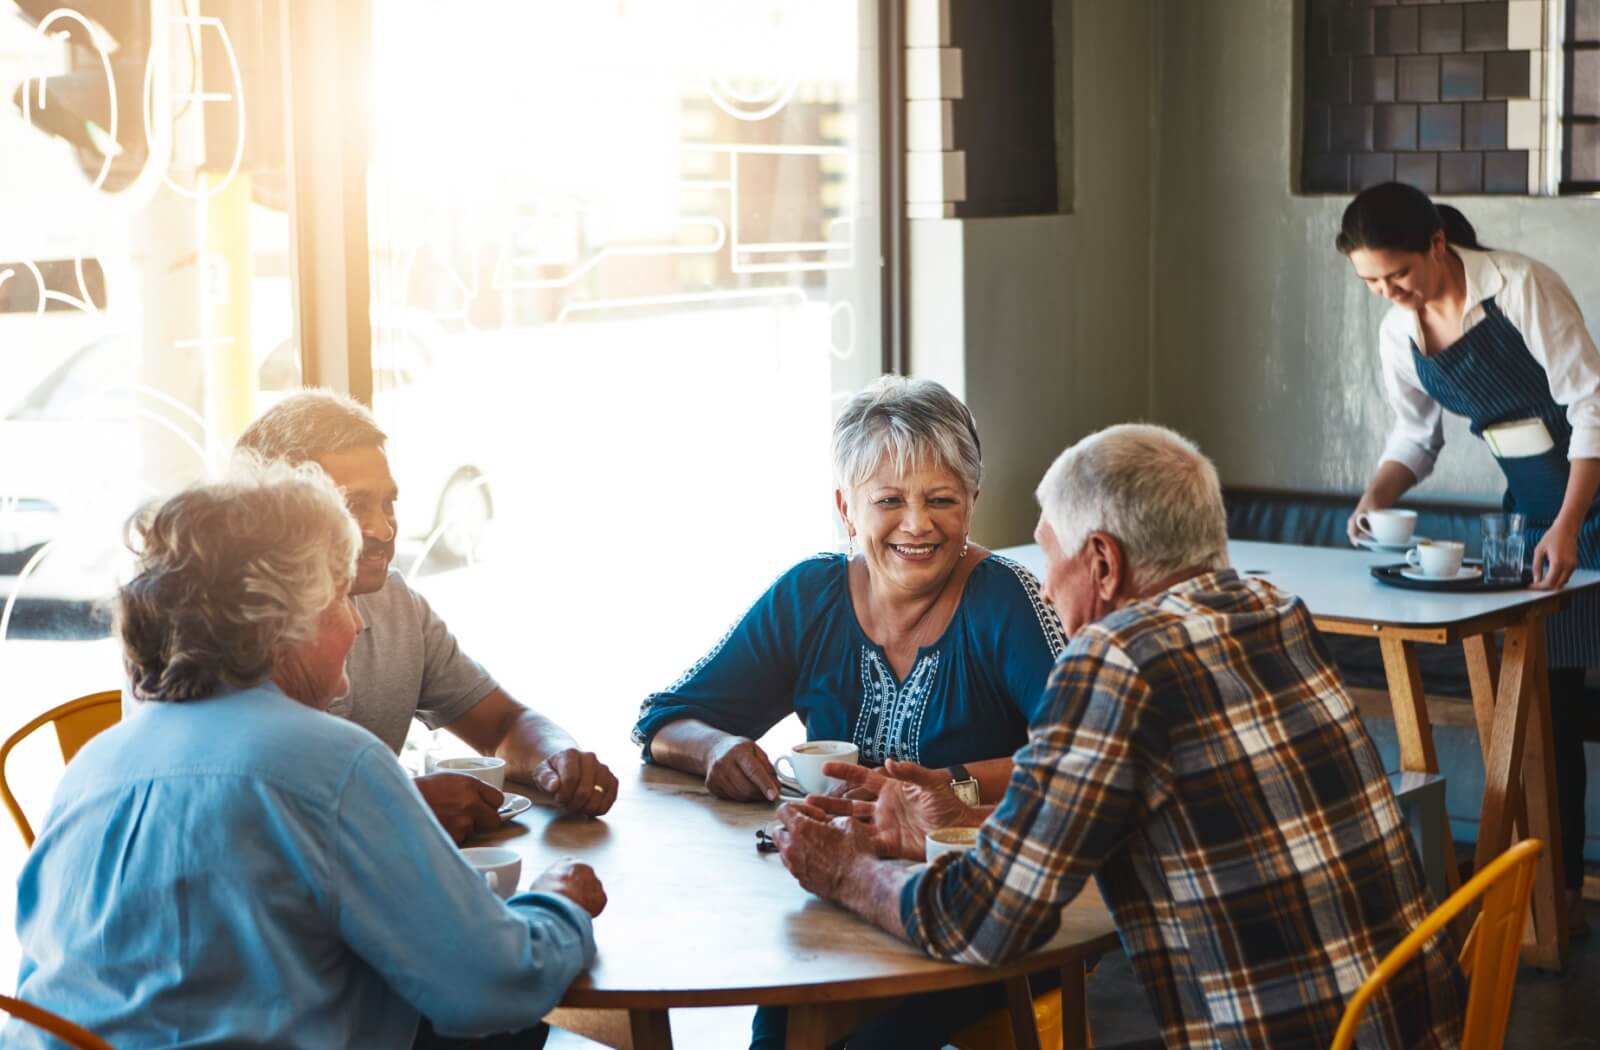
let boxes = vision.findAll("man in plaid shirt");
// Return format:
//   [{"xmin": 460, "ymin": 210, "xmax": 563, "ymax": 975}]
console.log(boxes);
[{"xmin": 774, "ymin": 424, "xmax": 1464, "ymax": 1048}]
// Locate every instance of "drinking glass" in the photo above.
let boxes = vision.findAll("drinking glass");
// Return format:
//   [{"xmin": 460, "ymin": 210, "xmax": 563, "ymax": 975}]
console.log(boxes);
[{"xmin": 1480, "ymin": 513, "xmax": 1526, "ymax": 583}]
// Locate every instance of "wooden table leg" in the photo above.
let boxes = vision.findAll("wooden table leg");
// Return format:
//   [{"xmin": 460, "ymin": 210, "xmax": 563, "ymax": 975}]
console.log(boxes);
[
  {"xmin": 1379, "ymin": 636, "xmax": 1439, "ymax": 773},
  {"xmin": 1002, "ymin": 975, "xmax": 1043, "ymax": 1050},
  {"xmin": 545, "ymin": 1007, "xmax": 672, "ymax": 1049},
  {"xmin": 1060, "ymin": 961, "xmax": 1091, "ymax": 1050},
  {"xmin": 1471, "ymin": 618, "xmax": 1568, "ymax": 971},
  {"xmin": 1518, "ymin": 619, "xmax": 1569, "ymax": 972},
  {"xmin": 1379, "ymin": 636, "xmax": 1461, "ymax": 895}
]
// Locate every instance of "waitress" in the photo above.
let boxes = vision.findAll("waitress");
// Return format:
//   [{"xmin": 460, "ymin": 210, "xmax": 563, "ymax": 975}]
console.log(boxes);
[{"xmin": 1338, "ymin": 181, "xmax": 1597, "ymax": 935}]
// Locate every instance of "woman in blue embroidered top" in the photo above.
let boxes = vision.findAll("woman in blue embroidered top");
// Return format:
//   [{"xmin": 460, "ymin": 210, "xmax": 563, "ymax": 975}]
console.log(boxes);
[
  {"xmin": 633, "ymin": 376, "xmax": 1065, "ymax": 805},
  {"xmin": 1338, "ymin": 182, "xmax": 1599, "ymax": 937},
  {"xmin": 633, "ymin": 375, "xmax": 1066, "ymax": 1050}
]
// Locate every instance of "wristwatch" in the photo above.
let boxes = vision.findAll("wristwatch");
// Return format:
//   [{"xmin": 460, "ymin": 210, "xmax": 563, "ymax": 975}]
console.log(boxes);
[{"xmin": 948, "ymin": 764, "xmax": 981, "ymax": 806}]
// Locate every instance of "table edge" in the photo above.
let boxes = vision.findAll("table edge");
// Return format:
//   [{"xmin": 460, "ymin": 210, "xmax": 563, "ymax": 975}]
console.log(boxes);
[{"xmin": 554, "ymin": 931, "xmax": 1122, "ymax": 1010}]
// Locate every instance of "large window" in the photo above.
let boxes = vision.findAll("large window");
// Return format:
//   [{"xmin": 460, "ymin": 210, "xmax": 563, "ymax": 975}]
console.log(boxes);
[
  {"xmin": 365, "ymin": 0, "xmax": 885, "ymax": 751},
  {"xmin": 0, "ymin": 0, "xmax": 296, "ymax": 969}
]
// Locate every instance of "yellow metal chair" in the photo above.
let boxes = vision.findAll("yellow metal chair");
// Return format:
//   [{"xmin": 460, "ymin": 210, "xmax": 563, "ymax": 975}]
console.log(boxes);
[
  {"xmin": 0, "ymin": 690, "xmax": 121, "ymax": 847},
  {"xmin": 0, "ymin": 993, "xmax": 113, "ymax": 1049},
  {"xmin": 951, "ymin": 979, "xmax": 1070, "ymax": 1050},
  {"xmin": 1332, "ymin": 837, "xmax": 1542, "ymax": 1050}
]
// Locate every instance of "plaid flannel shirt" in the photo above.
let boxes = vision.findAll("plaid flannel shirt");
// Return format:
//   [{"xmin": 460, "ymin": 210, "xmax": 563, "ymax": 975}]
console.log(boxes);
[{"xmin": 901, "ymin": 570, "xmax": 1464, "ymax": 1048}]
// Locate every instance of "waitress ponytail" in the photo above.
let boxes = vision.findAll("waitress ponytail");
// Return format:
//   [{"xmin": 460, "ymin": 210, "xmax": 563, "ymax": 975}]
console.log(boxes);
[{"xmin": 1335, "ymin": 181, "xmax": 1488, "ymax": 255}]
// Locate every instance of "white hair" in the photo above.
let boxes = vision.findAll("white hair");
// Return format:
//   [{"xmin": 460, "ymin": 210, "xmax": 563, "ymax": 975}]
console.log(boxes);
[
  {"xmin": 1035, "ymin": 423, "xmax": 1229, "ymax": 590},
  {"xmin": 117, "ymin": 454, "xmax": 360, "ymax": 702},
  {"xmin": 832, "ymin": 376, "xmax": 983, "ymax": 495}
]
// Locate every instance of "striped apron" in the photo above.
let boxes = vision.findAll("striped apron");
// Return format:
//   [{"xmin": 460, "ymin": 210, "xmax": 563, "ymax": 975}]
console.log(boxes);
[{"xmin": 1411, "ymin": 298, "xmax": 1600, "ymax": 666}]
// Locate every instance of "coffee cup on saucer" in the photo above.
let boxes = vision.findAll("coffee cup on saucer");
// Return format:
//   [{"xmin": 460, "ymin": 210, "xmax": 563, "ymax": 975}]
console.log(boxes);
[
  {"xmin": 925, "ymin": 826, "xmax": 981, "ymax": 862},
  {"xmin": 433, "ymin": 756, "xmax": 507, "ymax": 791},
  {"xmin": 774, "ymin": 741, "xmax": 859, "ymax": 795},
  {"xmin": 1356, "ymin": 508, "xmax": 1418, "ymax": 547},
  {"xmin": 1406, "ymin": 540, "xmax": 1466, "ymax": 578}
]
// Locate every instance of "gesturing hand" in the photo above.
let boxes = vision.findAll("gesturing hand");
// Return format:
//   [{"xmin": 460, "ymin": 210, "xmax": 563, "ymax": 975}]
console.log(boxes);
[
  {"xmin": 535, "ymin": 748, "xmax": 619, "ymax": 816},
  {"xmin": 771, "ymin": 801, "xmax": 876, "ymax": 901},
  {"xmin": 414, "ymin": 772, "xmax": 504, "ymax": 844},
  {"xmin": 812, "ymin": 760, "xmax": 979, "ymax": 861},
  {"xmin": 531, "ymin": 858, "xmax": 608, "ymax": 917},
  {"xmin": 705, "ymin": 736, "xmax": 782, "ymax": 802}
]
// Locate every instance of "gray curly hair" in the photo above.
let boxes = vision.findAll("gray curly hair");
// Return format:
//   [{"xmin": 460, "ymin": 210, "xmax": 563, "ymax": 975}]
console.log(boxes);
[
  {"xmin": 832, "ymin": 376, "xmax": 983, "ymax": 495},
  {"xmin": 1035, "ymin": 424, "xmax": 1230, "ymax": 591},
  {"xmin": 235, "ymin": 389, "xmax": 387, "ymax": 465},
  {"xmin": 118, "ymin": 455, "xmax": 361, "ymax": 702}
]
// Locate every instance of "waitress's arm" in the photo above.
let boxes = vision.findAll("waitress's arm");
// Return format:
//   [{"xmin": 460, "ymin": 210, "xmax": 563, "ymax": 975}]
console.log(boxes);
[
  {"xmin": 1532, "ymin": 458, "xmax": 1600, "ymax": 589},
  {"xmin": 1348, "ymin": 460, "xmax": 1421, "ymax": 545}
]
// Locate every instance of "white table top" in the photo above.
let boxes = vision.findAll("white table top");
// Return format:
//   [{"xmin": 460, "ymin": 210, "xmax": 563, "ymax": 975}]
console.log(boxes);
[{"xmin": 996, "ymin": 540, "xmax": 1600, "ymax": 629}]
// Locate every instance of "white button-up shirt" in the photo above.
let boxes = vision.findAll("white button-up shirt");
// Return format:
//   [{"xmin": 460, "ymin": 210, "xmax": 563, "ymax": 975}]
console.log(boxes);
[{"xmin": 1377, "ymin": 246, "xmax": 1600, "ymax": 482}]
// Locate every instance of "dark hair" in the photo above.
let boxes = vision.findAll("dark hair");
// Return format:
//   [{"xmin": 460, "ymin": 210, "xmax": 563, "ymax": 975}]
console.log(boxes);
[
  {"xmin": 1335, "ymin": 182, "xmax": 1485, "ymax": 255},
  {"xmin": 236, "ymin": 389, "xmax": 387, "ymax": 466}
]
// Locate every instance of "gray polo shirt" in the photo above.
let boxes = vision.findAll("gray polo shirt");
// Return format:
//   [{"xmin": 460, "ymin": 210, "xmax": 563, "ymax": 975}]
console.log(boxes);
[
  {"xmin": 333, "ymin": 571, "xmax": 498, "ymax": 752},
  {"xmin": 121, "ymin": 571, "xmax": 496, "ymax": 754}
]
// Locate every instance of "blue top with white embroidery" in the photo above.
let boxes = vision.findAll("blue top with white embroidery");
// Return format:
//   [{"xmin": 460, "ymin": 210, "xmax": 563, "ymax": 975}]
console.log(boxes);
[{"xmin": 631, "ymin": 553, "xmax": 1067, "ymax": 769}]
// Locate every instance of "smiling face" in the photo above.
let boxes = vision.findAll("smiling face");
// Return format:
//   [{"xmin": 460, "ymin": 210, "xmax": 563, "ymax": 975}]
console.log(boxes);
[
  {"xmin": 838, "ymin": 455, "xmax": 973, "ymax": 597},
  {"xmin": 1348, "ymin": 229, "xmax": 1449, "ymax": 312},
  {"xmin": 313, "ymin": 446, "xmax": 398, "ymax": 595}
]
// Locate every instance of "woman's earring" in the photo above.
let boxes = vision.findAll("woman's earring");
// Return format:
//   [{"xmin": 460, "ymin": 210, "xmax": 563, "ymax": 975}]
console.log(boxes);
[
  {"xmin": 960, "ymin": 535, "xmax": 970, "ymax": 559},
  {"xmin": 846, "ymin": 532, "xmax": 856, "ymax": 559}
]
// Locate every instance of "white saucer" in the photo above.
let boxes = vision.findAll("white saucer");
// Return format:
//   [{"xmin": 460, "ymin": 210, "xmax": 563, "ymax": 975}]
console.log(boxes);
[
  {"xmin": 1357, "ymin": 535, "xmax": 1429, "ymax": 553},
  {"xmin": 1400, "ymin": 566, "xmax": 1481, "ymax": 582},
  {"xmin": 497, "ymin": 791, "xmax": 532, "ymax": 819}
]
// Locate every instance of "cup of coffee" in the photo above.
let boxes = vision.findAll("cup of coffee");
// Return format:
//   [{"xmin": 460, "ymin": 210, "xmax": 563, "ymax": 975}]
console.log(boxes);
[
  {"xmin": 925, "ymin": 826, "xmax": 981, "ymax": 862},
  {"xmin": 461, "ymin": 846, "xmax": 521, "ymax": 899},
  {"xmin": 434, "ymin": 756, "xmax": 508, "ymax": 791},
  {"xmin": 774, "ymin": 740, "xmax": 859, "ymax": 795},
  {"xmin": 1356, "ymin": 508, "xmax": 1418, "ymax": 546},
  {"xmin": 1406, "ymin": 540, "xmax": 1467, "ymax": 578}
]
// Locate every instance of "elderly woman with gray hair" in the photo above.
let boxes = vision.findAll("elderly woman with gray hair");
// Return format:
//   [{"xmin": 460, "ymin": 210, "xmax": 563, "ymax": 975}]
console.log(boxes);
[
  {"xmin": 11, "ymin": 460, "xmax": 604, "ymax": 1050},
  {"xmin": 633, "ymin": 376, "xmax": 1066, "ymax": 1050}
]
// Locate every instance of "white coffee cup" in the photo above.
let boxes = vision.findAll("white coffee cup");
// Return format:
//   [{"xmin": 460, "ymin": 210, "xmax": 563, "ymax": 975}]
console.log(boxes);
[
  {"xmin": 434, "ymin": 756, "xmax": 507, "ymax": 791},
  {"xmin": 774, "ymin": 740, "xmax": 860, "ymax": 795},
  {"xmin": 1406, "ymin": 540, "xmax": 1466, "ymax": 578},
  {"xmin": 925, "ymin": 826, "xmax": 981, "ymax": 862},
  {"xmin": 1356, "ymin": 508, "xmax": 1418, "ymax": 546},
  {"xmin": 462, "ymin": 846, "xmax": 521, "ymax": 899}
]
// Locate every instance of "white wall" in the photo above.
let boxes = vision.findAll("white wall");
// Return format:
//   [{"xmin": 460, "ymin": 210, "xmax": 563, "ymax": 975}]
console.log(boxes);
[
  {"xmin": 1150, "ymin": 0, "xmax": 1600, "ymax": 502},
  {"xmin": 910, "ymin": 0, "xmax": 1155, "ymax": 546}
]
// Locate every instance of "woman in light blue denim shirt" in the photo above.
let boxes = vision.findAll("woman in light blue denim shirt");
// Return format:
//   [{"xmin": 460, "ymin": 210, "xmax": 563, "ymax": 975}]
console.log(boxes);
[{"xmin": 11, "ymin": 458, "xmax": 605, "ymax": 1049}]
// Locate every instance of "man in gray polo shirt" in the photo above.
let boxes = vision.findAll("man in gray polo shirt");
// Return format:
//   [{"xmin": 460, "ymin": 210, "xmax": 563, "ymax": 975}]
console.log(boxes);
[{"xmin": 234, "ymin": 391, "xmax": 617, "ymax": 841}]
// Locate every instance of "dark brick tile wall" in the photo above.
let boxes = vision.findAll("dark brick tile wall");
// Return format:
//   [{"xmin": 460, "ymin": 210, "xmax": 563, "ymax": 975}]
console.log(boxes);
[{"xmin": 1306, "ymin": 0, "xmax": 1535, "ymax": 194}]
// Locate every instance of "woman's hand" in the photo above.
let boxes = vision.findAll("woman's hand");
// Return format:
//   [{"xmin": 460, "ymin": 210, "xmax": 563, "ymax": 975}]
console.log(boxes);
[
  {"xmin": 704, "ymin": 735, "xmax": 782, "ymax": 802},
  {"xmin": 1531, "ymin": 520, "xmax": 1580, "ymax": 590},
  {"xmin": 1347, "ymin": 496, "xmax": 1382, "ymax": 547}
]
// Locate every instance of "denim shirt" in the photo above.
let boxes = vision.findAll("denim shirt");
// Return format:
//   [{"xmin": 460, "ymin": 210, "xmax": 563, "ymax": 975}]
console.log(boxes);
[{"xmin": 12, "ymin": 683, "xmax": 594, "ymax": 1048}]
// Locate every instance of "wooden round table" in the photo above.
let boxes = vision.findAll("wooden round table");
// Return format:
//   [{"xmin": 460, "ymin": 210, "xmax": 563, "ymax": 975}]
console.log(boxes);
[{"xmin": 472, "ymin": 760, "xmax": 1119, "ymax": 1050}]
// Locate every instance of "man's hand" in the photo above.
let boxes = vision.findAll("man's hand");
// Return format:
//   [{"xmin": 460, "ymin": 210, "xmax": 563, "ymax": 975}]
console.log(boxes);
[
  {"xmin": 772, "ymin": 801, "xmax": 877, "ymax": 901},
  {"xmin": 704, "ymin": 736, "xmax": 782, "ymax": 802},
  {"xmin": 530, "ymin": 858, "xmax": 607, "ymax": 917},
  {"xmin": 534, "ymin": 749, "xmax": 619, "ymax": 816},
  {"xmin": 814, "ymin": 760, "xmax": 980, "ymax": 861},
  {"xmin": 414, "ymin": 772, "xmax": 504, "ymax": 843}
]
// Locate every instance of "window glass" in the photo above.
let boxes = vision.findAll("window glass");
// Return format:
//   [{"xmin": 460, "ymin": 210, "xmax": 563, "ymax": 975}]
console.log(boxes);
[
  {"xmin": 367, "ymin": 0, "xmax": 884, "ymax": 751},
  {"xmin": 0, "ymin": 4, "xmax": 296, "ymax": 968}
]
